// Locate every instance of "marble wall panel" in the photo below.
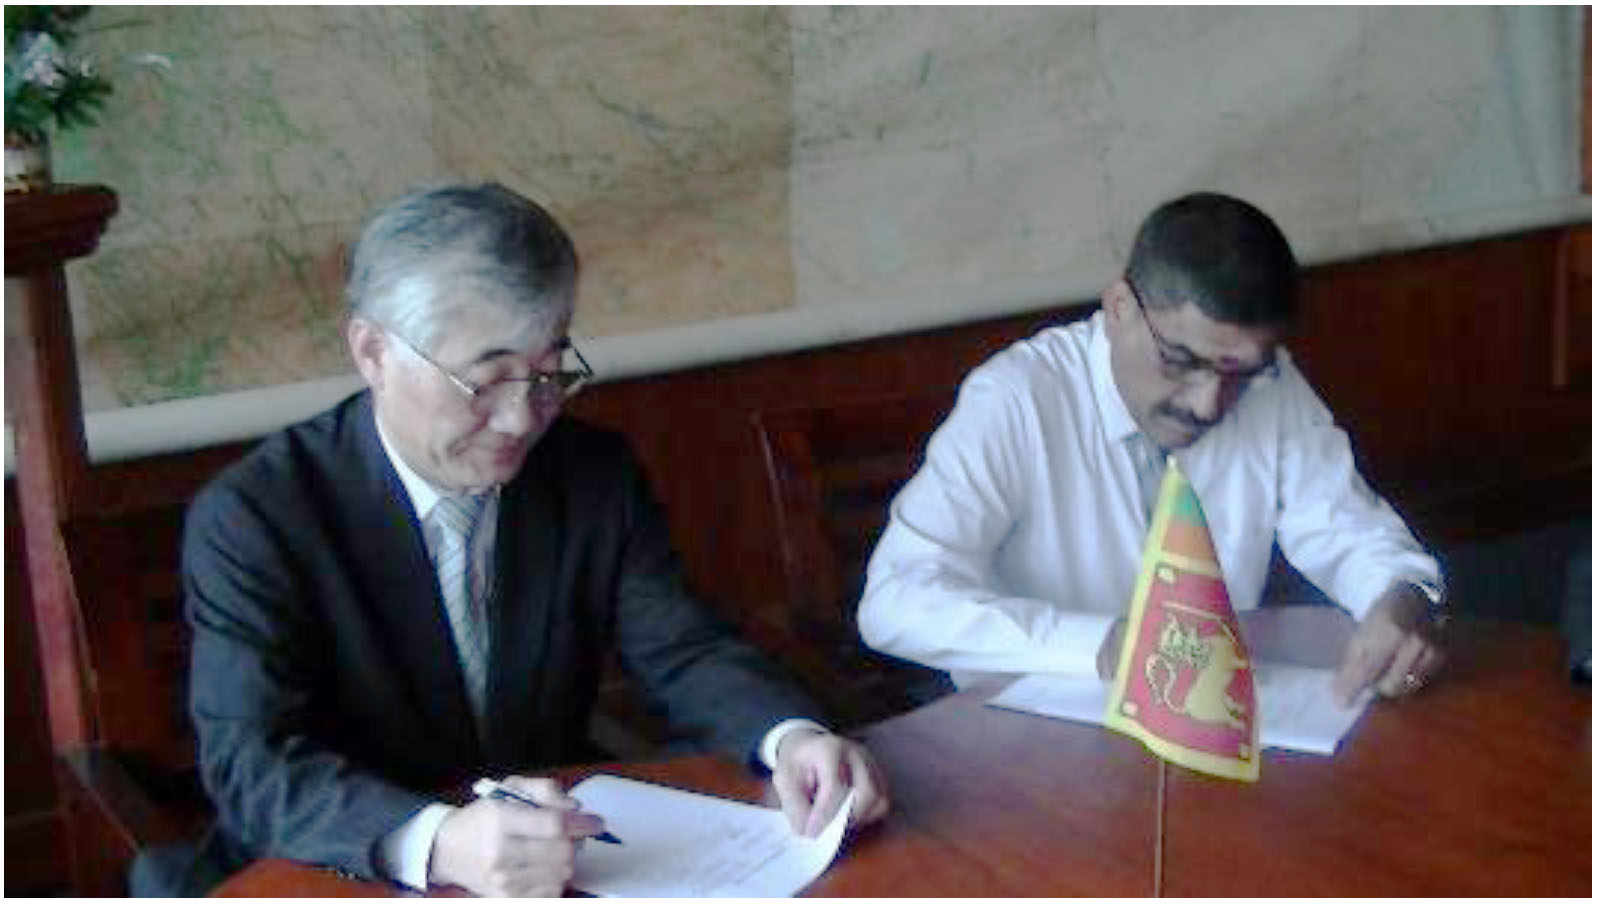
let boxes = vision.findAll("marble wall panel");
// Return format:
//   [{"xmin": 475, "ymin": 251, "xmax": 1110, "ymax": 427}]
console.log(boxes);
[
  {"xmin": 423, "ymin": 6, "xmax": 794, "ymax": 338},
  {"xmin": 72, "ymin": 223, "xmax": 351, "ymax": 409},
  {"xmin": 1086, "ymin": 7, "xmax": 1367, "ymax": 264},
  {"xmin": 32, "ymin": 5, "xmax": 1585, "ymax": 421},
  {"xmin": 1357, "ymin": 6, "xmax": 1581, "ymax": 242},
  {"xmin": 791, "ymin": 126, "xmax": 1112, "ymax": 308},
  {"xmin": 790, "ymin": 6, "xmax": 1097, "ymax": 161}
]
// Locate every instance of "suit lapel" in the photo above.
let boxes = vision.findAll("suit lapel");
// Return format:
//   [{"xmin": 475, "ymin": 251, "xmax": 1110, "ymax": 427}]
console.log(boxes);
[
  {"xmin": 481, "ymin": 437, "xmax": 562, "ymax": 766},
  {"xmin": 341, "ymin": 394, "xmax": 483, "ymax": 763}
]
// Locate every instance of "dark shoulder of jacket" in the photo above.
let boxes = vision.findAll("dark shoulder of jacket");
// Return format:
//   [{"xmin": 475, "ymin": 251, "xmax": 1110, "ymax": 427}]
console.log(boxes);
[
  {"xmin": 190, "ymin": 392, "xmax": 370, "ymax": 519},
  {"xmin": 530, "ymin": 414, "xmax": 640, "ymax": 483}
]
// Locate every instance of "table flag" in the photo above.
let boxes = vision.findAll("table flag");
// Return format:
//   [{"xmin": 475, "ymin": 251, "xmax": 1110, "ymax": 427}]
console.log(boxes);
[{"xmin": 1103, "ymin": 457, "xmax": 1260, "ymax": 781}]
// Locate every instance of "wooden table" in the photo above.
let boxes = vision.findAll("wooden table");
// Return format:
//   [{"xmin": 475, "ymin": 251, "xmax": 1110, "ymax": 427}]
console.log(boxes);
[
  {"xmin": 213, "ymin": 620, "xmax": 1589, "ymax": 896},
  {"xmin": 1161, "ymin": 621, "xmax": 1591, "ymax": 897}
]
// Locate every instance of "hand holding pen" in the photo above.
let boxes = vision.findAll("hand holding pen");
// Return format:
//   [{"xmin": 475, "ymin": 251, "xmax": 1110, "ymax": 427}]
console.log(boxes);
[
  {"xmin": 430, "ymin": 776, "xmax": 613, "ymax": 896},
  {"xmin": 472, "ymin": 777, "xmax": 623, "ymax": 844}
]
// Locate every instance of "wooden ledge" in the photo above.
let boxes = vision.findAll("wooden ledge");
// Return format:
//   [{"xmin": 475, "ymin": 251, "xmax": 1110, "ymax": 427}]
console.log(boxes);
[{"xmin": 5, "ymin": 185, "xmax": 119, "ymax": 275}]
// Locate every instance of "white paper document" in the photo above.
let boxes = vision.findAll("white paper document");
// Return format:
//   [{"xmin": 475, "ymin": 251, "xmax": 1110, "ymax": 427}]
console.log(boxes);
[
  {"xmin": 568, "ymin": 774, "xmax": 854, "ymax": 897},
  {"xmin": 987, "ymin": 664, "xmax": 1370, "ymax": 755}
]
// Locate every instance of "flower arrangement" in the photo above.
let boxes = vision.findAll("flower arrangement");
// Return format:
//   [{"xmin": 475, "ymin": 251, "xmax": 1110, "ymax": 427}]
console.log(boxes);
[{"xmin": 5, "ymin": 6, "xmax": 113, "ymax": 146}]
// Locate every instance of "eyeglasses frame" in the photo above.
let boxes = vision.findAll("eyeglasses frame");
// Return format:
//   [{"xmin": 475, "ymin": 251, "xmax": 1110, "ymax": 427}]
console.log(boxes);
[
  {"xmin": 1123, "ymin": 275, "xmax": 1279, "ymax": 388},
  {"xmin": 392, "ymin": 330, "xmax": 595, "ymax": 409}
]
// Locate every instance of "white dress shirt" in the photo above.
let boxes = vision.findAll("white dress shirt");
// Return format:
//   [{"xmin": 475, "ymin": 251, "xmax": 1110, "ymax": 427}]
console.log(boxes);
[
  {"xmin": 859, "ymin": 312, "xmax": 1441, "ymax": 689},
  {"xmin": 371, "ymin": 419, "xmax": 823, "ymax": 890}
]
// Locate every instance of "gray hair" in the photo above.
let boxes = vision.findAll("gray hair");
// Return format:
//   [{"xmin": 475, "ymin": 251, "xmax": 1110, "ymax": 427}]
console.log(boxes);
[
  {"xmin": 1125, "ymin": 192, "xmax": 1298, "ymax": 327},
  {"xmin": 345, "ymin": 181, "xmax": 578, "ymax": 352}
]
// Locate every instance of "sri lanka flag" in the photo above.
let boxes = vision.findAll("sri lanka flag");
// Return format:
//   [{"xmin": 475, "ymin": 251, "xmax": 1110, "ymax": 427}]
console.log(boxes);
[{"xmin": 1103, "ymin": 457, "xmax": 1260, "ymax": 782}]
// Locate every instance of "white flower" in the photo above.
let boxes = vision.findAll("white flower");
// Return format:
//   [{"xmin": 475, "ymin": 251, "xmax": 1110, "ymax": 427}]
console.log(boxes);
[
  {"xmin": 126, "ymin": 52, "xmax": 174, "ymax": 73},
  {"xmin": 15, "ymin": 32, "xmax": 66, "ymax": 89}
]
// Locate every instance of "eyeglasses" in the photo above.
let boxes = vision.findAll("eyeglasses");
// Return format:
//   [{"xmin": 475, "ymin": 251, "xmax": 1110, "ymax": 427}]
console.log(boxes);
[
  {"xmin": 394, "ymin": 332, "xmax": 595, "ymax": 410},
  {"xmin": 1124, "ymin": 276, "xmax": 1278, "ymax": 387}
]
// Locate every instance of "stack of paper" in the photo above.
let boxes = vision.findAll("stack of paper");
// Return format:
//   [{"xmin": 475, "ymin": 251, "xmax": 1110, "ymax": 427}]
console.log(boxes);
[
  {"xmin": 569, "ymin": 775, "xmax": 853, "ymax": 897},
  {"xmin": 987, "ymin": 664, "xmax": 1370, "ymax": 755}
]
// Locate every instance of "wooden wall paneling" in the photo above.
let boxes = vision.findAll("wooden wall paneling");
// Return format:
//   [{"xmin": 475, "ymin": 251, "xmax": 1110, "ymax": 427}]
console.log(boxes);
[
  {"xmin": 1552, "ymin": 225, "xmax": 1592, "ymax": 391},
  {"xmin": 567, "ymin": 304, "xmax": 1072, "ymax": 642},
  {"xmin": 1291, "ymin": 227, "xmax": 1589, "ymax": 546}
]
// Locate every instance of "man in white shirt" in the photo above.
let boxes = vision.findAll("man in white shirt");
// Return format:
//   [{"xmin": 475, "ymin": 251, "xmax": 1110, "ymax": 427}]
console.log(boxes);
[{"xmin": 859, "ymin": 193, "xmax": 1445, "ymax": 705}]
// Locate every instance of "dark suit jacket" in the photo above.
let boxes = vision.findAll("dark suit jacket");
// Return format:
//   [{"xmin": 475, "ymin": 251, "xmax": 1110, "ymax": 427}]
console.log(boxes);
[{"xmin": 166, "ymin": 392, "xmax": 821, "ymax": 893}]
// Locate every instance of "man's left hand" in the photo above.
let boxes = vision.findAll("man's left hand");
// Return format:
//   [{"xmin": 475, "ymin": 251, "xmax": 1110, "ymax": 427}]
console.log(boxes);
[
  {"xmin": 771, "ymin": 729, "xmax": 890, "ymax": 837},
  {"xmin": 1333, "ymin": 584, "xmax": 1444, "ymax": 705}
]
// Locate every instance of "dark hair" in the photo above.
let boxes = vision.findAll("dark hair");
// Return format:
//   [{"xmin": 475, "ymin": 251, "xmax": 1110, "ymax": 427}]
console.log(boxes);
[
  {"xmin": 1125, "ymin": 193, "xmax": 1298, "ymax": 327},
  {"xmin": 346, "ymin": 181, "xmax": 578, "ymax": 352}
]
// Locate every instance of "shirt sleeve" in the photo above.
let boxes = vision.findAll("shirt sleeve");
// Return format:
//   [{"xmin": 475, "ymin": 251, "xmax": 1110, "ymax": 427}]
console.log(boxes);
[
  {"xmin": 377, "ymin": 803, "xmax": 455, "ymax": 891},
  {"xmin": 1270, "ymin": 362, "xmax": 1443, "ymax": 619},
  {"xmin": 858, "ymin": 369, "xmax": 1115, "ymax": 680},
  {"xmin": 758, "ymin": 719, "xmax": 832, "ymax": 770}
]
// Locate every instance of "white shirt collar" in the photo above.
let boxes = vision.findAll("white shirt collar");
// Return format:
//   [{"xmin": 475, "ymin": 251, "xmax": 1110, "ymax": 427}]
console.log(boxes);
[{"xmin": 1087, "ymin": 311, "xmax": 1141, "ymax": 445}]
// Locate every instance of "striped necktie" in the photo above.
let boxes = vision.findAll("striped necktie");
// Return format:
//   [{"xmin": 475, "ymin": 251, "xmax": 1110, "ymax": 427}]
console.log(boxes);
[
  {"xmin": 433, "ymin": 494, "xmax": 490, "ymax": 722},
  {"xmin": 1128, "ymin": 434, "xmax": 1168, "ymax": 520}
]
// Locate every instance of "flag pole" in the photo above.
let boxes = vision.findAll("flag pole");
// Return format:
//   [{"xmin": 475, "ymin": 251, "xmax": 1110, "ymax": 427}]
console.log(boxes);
[{"xmin": 1154, "ymin": 760, "xmax": 1167, "ymax": 897}]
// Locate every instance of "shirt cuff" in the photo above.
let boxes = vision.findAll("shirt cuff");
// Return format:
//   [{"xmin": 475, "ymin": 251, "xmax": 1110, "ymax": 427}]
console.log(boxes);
[
  {"xmin": 378, "ymin": 802, "xmax": 455, "ymax": 891},
  {"xmin": 759, "ymin": 718, "xmax": 831, "ymax": 771}
]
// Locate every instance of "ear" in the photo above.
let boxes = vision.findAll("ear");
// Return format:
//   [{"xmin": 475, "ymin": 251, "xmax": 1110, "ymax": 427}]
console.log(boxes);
[
  {"xmin": 347, "ymin": 317, "xmax": 390, "ymax": 390},
  {"xmin": 1102, "ymin": 278, "xmax": 1135, "ymax": 327}
]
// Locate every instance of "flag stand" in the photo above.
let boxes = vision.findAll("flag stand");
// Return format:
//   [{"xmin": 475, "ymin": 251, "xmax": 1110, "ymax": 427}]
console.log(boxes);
[{"xmin": 1153, "ymin": 760, "xmax": 1167, "ymax": 897}]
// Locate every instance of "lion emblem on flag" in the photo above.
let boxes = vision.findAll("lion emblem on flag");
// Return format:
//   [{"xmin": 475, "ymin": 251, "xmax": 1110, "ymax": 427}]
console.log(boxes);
[{"xmin": 1143, "ymin": 614, "xmax": 1250, "ymax": 732}]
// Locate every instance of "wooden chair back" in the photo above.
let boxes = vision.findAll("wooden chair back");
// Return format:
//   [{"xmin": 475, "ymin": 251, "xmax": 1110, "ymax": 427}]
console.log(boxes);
[
  {"xmin": 42, "ymin": 441, "xmax": 256, "ymax": 894},
  {"xmin": 753, "ymin": 390, "xmax": 961, "ymax": 728},
  {"xmin": 54, "ymin": 501, "xmax": 213, "ymax": 895},
  {"xmin": 63, "ymin": 504, "xmax": 199, "ymax": 786}
]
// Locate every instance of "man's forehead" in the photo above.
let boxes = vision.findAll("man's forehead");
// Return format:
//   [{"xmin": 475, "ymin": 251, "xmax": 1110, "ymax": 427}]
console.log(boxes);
[
  {"xmin": 1158, "ymin": 301, "xmax": 1281, "ymax": 364},
  {"xmin": 435, "ymin": 308, "xmax": 565, "ymax": 364}
]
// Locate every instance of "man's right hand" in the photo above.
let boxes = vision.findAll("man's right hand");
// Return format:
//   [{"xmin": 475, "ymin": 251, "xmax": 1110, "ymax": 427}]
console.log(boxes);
[{"xmin": 428, "ymin": 776, "xmax": 606, "ymax": 897}]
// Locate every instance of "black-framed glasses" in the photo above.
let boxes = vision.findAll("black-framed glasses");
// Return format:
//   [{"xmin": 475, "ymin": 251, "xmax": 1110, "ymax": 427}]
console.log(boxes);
[
  {"xmin": 394, "ymin": 332, "xmax": 595, "ymax": 409},
  {"xmin": 1124, "ymin": 276, "xmax": 1278, "ymax": 387}
]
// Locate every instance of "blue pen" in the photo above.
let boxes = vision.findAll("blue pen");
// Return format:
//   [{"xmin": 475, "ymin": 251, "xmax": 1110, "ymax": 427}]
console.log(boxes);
[{"xmin": 471, "ymin": 778, "xmax": 623, "ymax": 844}]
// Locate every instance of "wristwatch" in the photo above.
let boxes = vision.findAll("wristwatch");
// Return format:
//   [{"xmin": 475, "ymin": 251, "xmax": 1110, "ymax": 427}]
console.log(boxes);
[{"xmin": 1411, "ymin": 580, "xmax": 1449, "ymax": 628}]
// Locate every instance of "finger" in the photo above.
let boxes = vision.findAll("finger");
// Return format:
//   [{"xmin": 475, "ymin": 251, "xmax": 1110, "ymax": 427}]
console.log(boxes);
[
  {"xmin": 843, "ymin": 751, "xmax": 878, "ymax": 827},
  {"xmin": 502, "ymin": 775, "xmax": 578, "ymax": 810},
  {"xmin": 483, "ymin": 839, "xmax": 575, "ymax": 879},
  {"xmin": 562, "ymin": 810, "xmax": 609, "ymax": 843},
  {"xmin": 468, "ymin": 821, "xmax": 573, "ymax": 881},
  {"xmin": 1375, "ymin": 633, "xmax": 1428, "ymax": 697},
  {"xmin": 518, "ymin": 834, "xmax": 580, "ymax": 868},
  {"xmin": 834, "ymin": 745, "xmax": 876, "ymax": 826},
  {"xmin": 772, "ymin": 755, "xmax": 813, "ymax": 835},
  {"xmin": 480, "ymin": 857, "xmax": 575, "ymax": 898},
  {"xmin": 803, "ymin": 754, "xmax": 848, "ymax": 837},
  {"xmin": 1414, "ymin": 642, "xmax": 1445, "ymax": 681},
  {"xmin": 488, "ymin": 798, "xmax": 576, "ymax": 841},
  {"xmin": 847, "ymin": 747, "xmax": 891, "ymax": 826},
  {"xmin": 1333, "ymin": 637, "xmax": 1387, "ymax": 705},
  {"xmin": 501, "ymin": 804, "xmax": 606, "ymax": 847}
]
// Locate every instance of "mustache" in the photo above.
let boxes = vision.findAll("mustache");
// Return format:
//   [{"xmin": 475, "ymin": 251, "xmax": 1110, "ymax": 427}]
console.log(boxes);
[{"xmin": 1154, "ymin": 402, "xmax": 1218, "ymax": 432}]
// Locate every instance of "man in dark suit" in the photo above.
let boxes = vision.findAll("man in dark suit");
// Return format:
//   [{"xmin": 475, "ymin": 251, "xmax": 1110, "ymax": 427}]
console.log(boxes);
[{"xmin": 162, "ymin": 182, "xmax": 888, "ymax": 896}]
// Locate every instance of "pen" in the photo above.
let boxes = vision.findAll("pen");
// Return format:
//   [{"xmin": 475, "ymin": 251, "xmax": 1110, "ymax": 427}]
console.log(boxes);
[{"xmin": 470, "ymin": 778, "xmax": 623, "ymax": 844}]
